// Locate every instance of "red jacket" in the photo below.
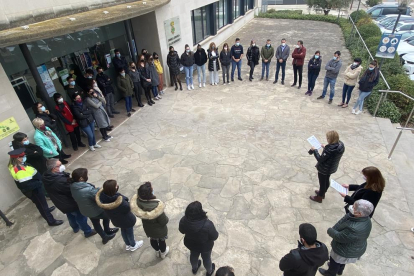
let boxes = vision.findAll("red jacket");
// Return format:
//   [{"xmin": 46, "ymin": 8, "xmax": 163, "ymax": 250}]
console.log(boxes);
[
  {"xmin": 55, "ymin": 101, "xmax": 78, "ymax": 132},
  {"xmin": 292, "ymin": 46, "xmax": 307, "ymax": 66}
]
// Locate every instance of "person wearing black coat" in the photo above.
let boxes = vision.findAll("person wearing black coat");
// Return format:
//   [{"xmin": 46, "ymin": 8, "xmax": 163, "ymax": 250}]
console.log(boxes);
[
  {"xmin": 179, "ymin": 201, "xmax": 219, "ymax": 276},
  {"xmin": 219, "ymin": 43, "xmax": 232, "ymax": 85},
  {"xmin": 167, "ymin": 46, "xmax": 182, "ymax": 91},
  {"xmin": 207, "ymin": 42, "xmax": 220, "ymax": 86},
  {"xmin": 71, "ymin": 94, "xmax": 99, "ymax": 151},
  {"xmin": 112, "ymin": 49, "xmax": 129, "ymax": 74},
  {"xmin": 306, "ymin": 51, "xmax": 322, "ymax": 96},
  {"xmin": 181, "ymin": 44, "xmax": 195, "ymax": 90},
  {"xmin": 96, "ymin": 67, "xmax": 119, "ymax": 117},
  {"xmin": 338, "ymin": 166, "xmax": 385, "ymax": 218},
  {"xmin": 246, "ymin": 40, "xmax": 260, "ymax": 82},
  {"xmin": 309, "ymin": 130, "xmax": 345, "ymax": 203},
  {"xmin": 42, "ymin": 159, "xmax": 96, "ymax": 237},
  {"xmin": 138, "ymin": 54, "xmax": 155, "ymax": 106},
  {"xmin": 33, "ymin": 102, "xmax": 59, "ymax": 135},
  {"xmin": 194, "ymin": 44, "xmax": 208, "ymax": 87},
  {"xmin": 353, "ymin": 60, "xmax": 380, "ymax": 115},
  {"xmin": 12, "ymin": 132, "xmax": 48, "ymax": 175},
  {"xmin": 96, "ymin": 180, "xmax": 144, "ymax": 252},
  {"xmin": 279, "ymin": 223, "xmax": 329, "ymax": 276}
]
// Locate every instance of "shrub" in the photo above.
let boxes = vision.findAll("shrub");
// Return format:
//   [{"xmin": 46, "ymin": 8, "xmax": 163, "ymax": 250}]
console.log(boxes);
[
  {"xmin": 365, "ymin": 36, "xmax": 381, "ymax": 48},
  {"xmin": 366, "ymin": 0, "xmax": 381, "ymax": 7},
  {"xmin": 385, "ymin": 74, "xmax": 414, "ymax": 121},
  {"xmin": 356, "ymin": 17, "xmax": 373, "ymax": 27},
  {"xmin": 350, "ymin": 10, "xmax": 369, "ymax": 23},
  {"xmin": 358, "ymin": 23, "xmax": 382, "ymax": 40},
  {"xmin": 366, "ymin": 92, "xmax": 401, "ymax": 123}
]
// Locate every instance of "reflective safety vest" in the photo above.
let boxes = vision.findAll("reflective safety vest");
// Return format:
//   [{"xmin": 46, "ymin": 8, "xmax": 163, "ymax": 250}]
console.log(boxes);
[{"xmin": 9, "ymin": 165, "xmax": 38, "ymax": 187}]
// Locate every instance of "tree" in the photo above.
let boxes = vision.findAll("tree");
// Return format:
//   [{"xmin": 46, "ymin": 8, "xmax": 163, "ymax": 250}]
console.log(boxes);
[{"xmin": 306, "ymin": 0, "xmax": 353, "ymax": 15}]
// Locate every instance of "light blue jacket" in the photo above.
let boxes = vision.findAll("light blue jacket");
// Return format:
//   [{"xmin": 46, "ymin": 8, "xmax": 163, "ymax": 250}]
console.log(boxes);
[{"xmin": 33, "ymin": 127, "xmax": 62, "ymax": 158}]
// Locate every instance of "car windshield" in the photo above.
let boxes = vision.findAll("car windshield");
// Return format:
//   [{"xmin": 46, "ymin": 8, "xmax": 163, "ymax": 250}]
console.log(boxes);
[{"xmin": 409, "ymin": 40, "xmax": 414, "ymax": 46}]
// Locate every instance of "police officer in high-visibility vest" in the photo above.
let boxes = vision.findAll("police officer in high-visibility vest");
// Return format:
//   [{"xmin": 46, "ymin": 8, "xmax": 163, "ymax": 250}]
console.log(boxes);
[{"xmin": 8, "ymin": 148, "xmax": 63, "ymax": 226}]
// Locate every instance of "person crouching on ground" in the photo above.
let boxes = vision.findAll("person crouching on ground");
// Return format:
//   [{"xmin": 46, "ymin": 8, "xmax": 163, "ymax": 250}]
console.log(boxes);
[
  {"xmin": 319, "ymin": 199, "xmax": 374, "ymax": 276},
  {"xmin": 96, "ymin": 180, "xmax": 144, "ymax": 252},
  {"xmin": 309, "ymin": 130, "xmax": 345, "ymax": 203},
  {"xmin": 279, "ymin": 223, "xmax": 329, "ymax": 276},
  {"xmin": 131, "ymin": 182, "xmax": 170, "ymax": 258}
]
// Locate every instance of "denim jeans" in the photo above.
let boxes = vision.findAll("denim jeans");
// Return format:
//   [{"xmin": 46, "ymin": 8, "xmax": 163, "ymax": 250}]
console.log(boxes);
[
  {"xmin": 121, "ymin": 227, "xmax": 136, "ymax": 246},
  {"xmin": 67, "ymin": 210, "xmax": 92, "ymax": 235},
  {"xmin": 81, "ymin": 121, "xmax": 96, "ymax": 146},
  {"xmin": 151, "ymin": 86, "xmax": 159, "ymax": 98},
  {"xmin": 342, "ymin": 84, "xmax": 355, "ymax": 104},
  {"xmin": 190, "ymin": 250, "xmax": 213, "ymax": 274},
  {"xmin": 353, "ymin": 91, "xmax": 372, "ymax": 111},
  {"xmin": 197, "ymin": 64, "xmax": 206, "ymax": 84},
  {"xmin": 321, "ymin": 77, "xmax": 337, "ymax": 100},
  {"xmin": 125, "ymin": 96, "xmax": 132, "ymax": 112},
  {"xmin": 184, "ymin": 66, "xmax": 194, "ymax": 86},
  {"xmin": 307, "ymin": 72, "xmax": 319, "ymax": 91},
  {"xmin": 275, "ymin": 60, "xmax": 286, "ymax": 81},
  {"xmin": 261, "ymin": 61, "xmax": 270, "ymax": 78},
  {"xmin": 222, "ymin": 65, "xmax": 230, "ymax": 83},
  {"xmin": 231, "ymin": 59, "xmax": 242, "ymax": 80}
]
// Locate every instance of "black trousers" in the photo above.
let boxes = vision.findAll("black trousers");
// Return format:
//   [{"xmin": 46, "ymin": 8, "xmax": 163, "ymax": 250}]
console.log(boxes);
[
  {"xmin": 249, "ymin": 62, "xmax": 256, "ymax": 79},
  {"xmin": 133, "ymin": 82, "xmax": 143, "ymax": 106},
  {"xmin": 275, "ymin": 61, "xmax": 286, "ymax": 81},
  {"xmin": 318, "ymin": 172, "xmax": 331, "ymax": 197},
  {"xmin": 150, "ymin": 238, "xmax": 167, "ymax": 252},
  {"xmin": 99, "ymin": 128, "xmax": 109, "ymax": 139},
  {"xmin": 293, "ymin": 64, "xmax": 303, "ymax": 86},
  {"xmin": 24, "ymin": 188, "xmax": 55, "ymax": 224},
  {"xmin": 141, "ymin": 83, "xmax": 152, "ymax": 103},
  {"xmin": 68, "ymin": 126, "xmax": 82, "ymax": 150},
  {"xmin": 90, "ymin": 213, "xmax": 111, "ymax": 238},
  {"xmin": 326, "ymin": 256, "xmax": 345, "ymax": 275}
]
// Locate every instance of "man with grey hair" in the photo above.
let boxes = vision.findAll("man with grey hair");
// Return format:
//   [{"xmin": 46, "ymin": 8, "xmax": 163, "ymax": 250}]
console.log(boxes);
[
  {"xmin": 42, "ymin": 159, "xmax": 96, "ymax": 238},
  {"xmin": 319, "ymin": 199, "xmax": 373, "ymax": 276}
]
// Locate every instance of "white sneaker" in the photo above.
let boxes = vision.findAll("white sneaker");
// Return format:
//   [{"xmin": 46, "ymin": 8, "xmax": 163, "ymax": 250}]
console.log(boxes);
[
  {"xmin": 107, "ymin": 136, "xmax": 114, "ymax": 139},
  {"xmin": 94, "ymin": 144, "xmax": 102, "ymax": 148},
  {"xmin": 126, "ymin": 245, "xmax": 131, "ymax": 251},
  {"xmin": 356, "ymin": 110, "xmax": 362, "ymax": 115},
  {"xmin": 187, "ymin": 86, "xmax": 191, "ymax": 91},
  {"xmin": 89, "ymin": 146, "xmax": 95, "ymax": 151},
  {"xmin": 211, "ymin": 83, "xmax": 214, "ymax": 86},
  {"xmin": 104, "ymin": 138, "xmax": 111, "ymax": 142},
  {"xmin": 155, "ymin": 250, "xmax": 160, "ymax": 258},
  {"xmin": 191, "ymin": 84, "xmax": 194, "ymax": 89},
  {"xmin": 130, "ymin": 240, "xmax": 144, "ymax": 252},
  {"xmin": 352, "ymin": 109, "xmax": 356, "ymax": 114},
  {"xmin": 154, "ymin": 97, "xmax": 159, "ymax": 100},
  {"xmin": 223, "ymin": 83, "xmax": 226, "ymax": 85},
  {"xmin": 158, "ymin": 95, "xmax": 162, "ymax": 99},
  {"xmin": 214, "ymin": 83, "xmax": 217, "ymax": 86},
  {"xmin": 160, "ymin": 246, "xmax": 170, "ymax": 259},
  {"xmin": 203, "ymin": 83, "xmax": 206, "ymax": 87},
  {"xmin": 199, "ymin": 83, "xmax": 202, "ymax": 88}
]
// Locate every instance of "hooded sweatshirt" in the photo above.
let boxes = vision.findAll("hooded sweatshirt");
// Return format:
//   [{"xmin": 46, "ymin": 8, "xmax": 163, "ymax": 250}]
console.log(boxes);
[
  {"xmin": 179, "ymin": 215, "xmax": 219, "ymax": 253},
  {"xmin": 279, "ymin": 241, "xmax": 329, "ymax": 276}
]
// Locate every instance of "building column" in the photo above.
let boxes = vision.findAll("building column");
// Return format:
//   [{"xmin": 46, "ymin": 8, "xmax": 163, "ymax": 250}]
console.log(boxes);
[{"xmin": 124, "ymin": 20, "xmax": 137, "ymax": 62}]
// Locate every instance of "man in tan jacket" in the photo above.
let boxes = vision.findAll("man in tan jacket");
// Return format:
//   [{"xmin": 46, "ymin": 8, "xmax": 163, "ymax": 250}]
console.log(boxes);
[{"xmin": 338, "ymin": 58, "xmax": 362, "ymax": 108}]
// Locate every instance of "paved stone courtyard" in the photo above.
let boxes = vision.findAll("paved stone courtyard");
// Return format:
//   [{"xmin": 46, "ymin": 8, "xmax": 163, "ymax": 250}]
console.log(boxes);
[{"xmin": 1, "ymin": 18, "xmax": 414, "ymax": 276}]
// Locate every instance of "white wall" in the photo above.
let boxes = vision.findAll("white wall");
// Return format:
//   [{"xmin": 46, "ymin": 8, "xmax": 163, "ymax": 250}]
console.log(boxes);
[
  {"xmin": 154, "ymin": 0, "xmax": 256, "ymax": 85},
  {"xmin": 0, "ymin": 63, "xmax": 34, "ymax": 212}
]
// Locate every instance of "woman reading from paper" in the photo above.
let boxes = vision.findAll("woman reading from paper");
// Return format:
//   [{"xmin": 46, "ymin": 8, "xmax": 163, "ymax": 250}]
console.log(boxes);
[
  {"xmin": 338, "ymin": 166, "xmax": 385, "ymax": 218},
  {"xmin": 309, "ymin": 130, "xmax": 345, "ymax": 203}
]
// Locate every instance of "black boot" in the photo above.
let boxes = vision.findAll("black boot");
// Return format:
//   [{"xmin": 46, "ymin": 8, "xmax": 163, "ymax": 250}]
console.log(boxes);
[
  {"xmin": 175, "ymin": 83, "xmax": 178, "ymax": 91},
  {"xmin": 179, "ymin": 82, "xmax": 183, "ymax": 91}
]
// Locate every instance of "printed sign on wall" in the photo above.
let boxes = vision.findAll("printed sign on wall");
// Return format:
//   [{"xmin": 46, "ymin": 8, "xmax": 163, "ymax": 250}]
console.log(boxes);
[
  {"xmin": 164, "ymin": 16, "xmax": 181, "ymax": 47},
  {"xmin": 0, "ymin": 117, "xmax": 20, "ymax": 141}
]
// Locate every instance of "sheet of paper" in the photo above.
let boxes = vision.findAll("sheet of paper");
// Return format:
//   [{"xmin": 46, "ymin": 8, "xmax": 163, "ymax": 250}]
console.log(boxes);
[
  {"xmin": 330, "ymin": 179, "xmax": 348, "ymax": 195},
  {"xmin": 307, "ymin": 135, "xmax": 322, "ymax": 150}
]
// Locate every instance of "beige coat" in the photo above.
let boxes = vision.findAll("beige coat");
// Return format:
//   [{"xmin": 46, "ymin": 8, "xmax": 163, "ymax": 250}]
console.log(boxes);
[{"xmin": 344, "ymin": 64, "xmax": 363, "ymax": 86}]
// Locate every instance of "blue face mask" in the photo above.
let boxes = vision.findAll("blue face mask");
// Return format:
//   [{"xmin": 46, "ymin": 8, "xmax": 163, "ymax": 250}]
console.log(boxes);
[
  {"xmin": 315, "ymin": 55, "xmax": 319, "ymax": 59},
  {"xmin": 369, "ymin": 67, "xmax": 375, "ymax": 71},
  {"xmin": 70, "ymin": 81, "xmax": 75, "ymax": 86},
  {"xmin": 236, "ymin": 42, "xmax": 240, "ymax": 46},
  {"xmin": 39, "ymin": 106, "xmax": 46, "ymax": 112},
  {"xmin": 22, "ymin": 156, "xmax": 27, "ymax": 163},
  {"xmin": 266, "ymin": 44, "xmax": 270, "ymax": 47},
  {"xmin": 116, "ymin": 53, "xmax": 121, "ymax": 58},
  {"xmin": 333, "ymin": 56, "xmax": 337, "ymax": 60},
  {"xmin": 23, "ymin": 140, "xmax": 29, "ymax": 145},
  {"xmin": 87, "ymin": 75, "xmax": 92, "ymax": 79}
]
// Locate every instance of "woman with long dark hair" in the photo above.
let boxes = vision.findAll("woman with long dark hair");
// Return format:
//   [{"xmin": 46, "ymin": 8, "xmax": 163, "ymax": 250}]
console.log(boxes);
[
  {"xmin": 220, "ymin": 43, "xmax": 231, "ymax": 85},
  {"xmin": 131, "ymin": 182, "xmax": 170, "ymax": 258},
  {"xmin": 32, "ymin": 102, "xmax": 59, "ymax": 134},
  {"xmin": 145, "ymin": 53, "xmax": 162, "ymax": 101},
  {"xmin": 339, "ymin": 166, "xmax": 385, "ymax": 217},
  {"xmin": 137, "ymin": 54, "xmax": 155, "ymax": 106},
  {"xmin": 167, "ymin": 46, "xmax": 182, "ymax": 91},
  {"xmin": 207, "ymin": 42, "xmax": 220, "ymax": 85},
  {"xmin": 352, "ymin": 60, "xmax": 380, "ymax": 115},
  {"xmin": 179, "ymin": 201, "xmax": 219, "ymax": 276},
  {"xmin": 305, "ymin": 50, "xmax": 322, "ymax": 96}
]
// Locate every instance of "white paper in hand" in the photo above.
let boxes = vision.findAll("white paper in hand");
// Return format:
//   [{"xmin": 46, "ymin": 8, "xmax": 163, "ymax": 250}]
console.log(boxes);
[
  {"xmin": 307, "ymin": 135, "xmax": 322, "ymax": 150},
  {"xmin": 330, "ymin": 179, "xmax": 348, "ymax": 195}
]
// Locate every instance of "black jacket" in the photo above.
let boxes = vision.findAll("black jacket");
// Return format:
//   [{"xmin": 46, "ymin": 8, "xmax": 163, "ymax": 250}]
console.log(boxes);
[
  {"xmin": 279, "ymin": 241, "xmax": 329, "ymax": 276},
  {"xmin": 308, "ymin": 57, "xmax": 322, "ymax": 74},
  {"xmin": 194, "ymin": 49, "xmax": 208, "ymax": 66},
  {"xmin": 112, "ymin": 56, "xmax": 129, "ymax": 74},
  {"xmin": 42, "ymin": 170, "xmax": 79, "ymax": 214},
  {"xmin": 96, "ymin": 189, "xmax": 137, "ymax": 229},
  {"xmin": 179, "ymin": 216, "xmax": 219, "ymax": 253},
  {"xmin": 313, "ymin": 141, "xmax": 345, "ymax": 175},
  {"xmin": 12, "ymin": 141, "xmax": 47, "ymax": 174},
  {"xmin": 36, "ymin": 113, "xmax": 58, "ymax": 134},
  {"xmin": 71, "ymin": 102, "xmax": 94, "ymax": 128},
  {"xmin": 247, "ymin": 46, "xmax": 260, "ymax": 66},
  {"xmin": 181, "ymin": 52, "xmax": 195, "ymax": 67},
  {"xmin": 96, "ymin": 73, "xmax": 115, "ymax": 96},
  {"xmin": 358, "ymin": 69, "xmax": 380, "ymax": 92},
  {"xmin": 207, "ymin": 50, "xmax": 220, "ymax": 71},
  {"xmin": 220, "ymin": 50, "xmax": 232, "ymax": 66},
  {"xmin": 344, "ymin": 183, "xmax": 382, "ymax": 217},
  {"xmin": 167, "ymin": 51, "xmax": 181, "ymax": 75}
]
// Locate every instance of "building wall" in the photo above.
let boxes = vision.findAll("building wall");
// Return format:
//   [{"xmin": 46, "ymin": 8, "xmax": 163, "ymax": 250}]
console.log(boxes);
[
  {"xmin": 154, "ymin": 0, "xmax": 258, "ymax": 85},
  {"xmin": 0, "ymin": 63, "xmax": 35, "ymax": 212}
]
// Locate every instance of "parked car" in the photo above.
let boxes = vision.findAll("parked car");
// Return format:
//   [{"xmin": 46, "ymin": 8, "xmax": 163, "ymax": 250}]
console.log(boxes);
[
  {"xmin": 402, "ymin": 53, "xmax": 414, "ymax": 80},
  {"xmin": 379, "ymin": 19, "xmax": 414, "ymax": 33},
  {"xmin": 397, "ymin": 38, "xmax": 414, "ymax": 56},
  {"xmin": 367, "ymin": 3, "xmax": 412, "ymax": 19},
  {"xmin": 375, "ymin": 14, "xmax": 413, "ymax": 24}
]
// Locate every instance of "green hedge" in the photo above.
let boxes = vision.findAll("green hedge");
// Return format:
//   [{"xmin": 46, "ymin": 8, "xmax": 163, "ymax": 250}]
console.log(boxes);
[
  {"xmin": 365, "ymin": 36, "xmax": 381, "ymax": 48},
  {"xmin": 350, "ymin": 10, "xmax": 370, "ymax": 23},
  {"xmin": 358, "ymin": 23, "xmax": 382, "ymax": 40},
  {"xmin": 366, "ymin": 93, "xmax": 401, "ymax": 123},
  {"xmin": 266, "ymin": 9, "xmax": 303, "ymax": 15}
]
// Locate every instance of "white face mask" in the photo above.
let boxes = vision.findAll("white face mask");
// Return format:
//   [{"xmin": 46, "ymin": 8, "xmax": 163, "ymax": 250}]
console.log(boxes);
[
  {"xmin": 295, "ymin": 45, "xmax": 300, "ymax": 49},
  {"xmin": 224, "ymin": 47, "xmax": 228, "ymax": 50},
  {"xmin": 252, "ymin": 43, "xmax": 256, "ymax": 47},
  {"xmin": 58, "ymin": 98, "xmax": 64, "ymax": 103},
  {"xmin": 59, "ymin": 165, "xmax": 66, "ymax": 173},
  {"xmin": 349, "ymin": 205, "xmax": 355, "ymax": 215},
  {"xmin": 353, "ymin": 62, "xmax": 358, "ymax": 66},
  {"xmin": 281, "ymin": 43, "xmax": 286, "ymax": 46}
]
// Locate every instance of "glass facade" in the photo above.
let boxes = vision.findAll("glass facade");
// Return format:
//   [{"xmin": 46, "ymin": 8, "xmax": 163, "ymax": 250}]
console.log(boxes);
[
  {"xmin": 191, "ymin": 7, "xmax": 209, "ymax": 45},
  {"xmin": 217, "ymin": 0, "xmax": 228, "ymax": 30},
  {"xmin": 233, "ymin": 0, "xmax": 241, "ymax": 19}
]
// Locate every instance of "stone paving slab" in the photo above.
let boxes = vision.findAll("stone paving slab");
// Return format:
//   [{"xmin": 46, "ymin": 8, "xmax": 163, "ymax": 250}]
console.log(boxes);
[{"xmin": 1, "ymin": 18, "xmax": 414, "ymax": 276}]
